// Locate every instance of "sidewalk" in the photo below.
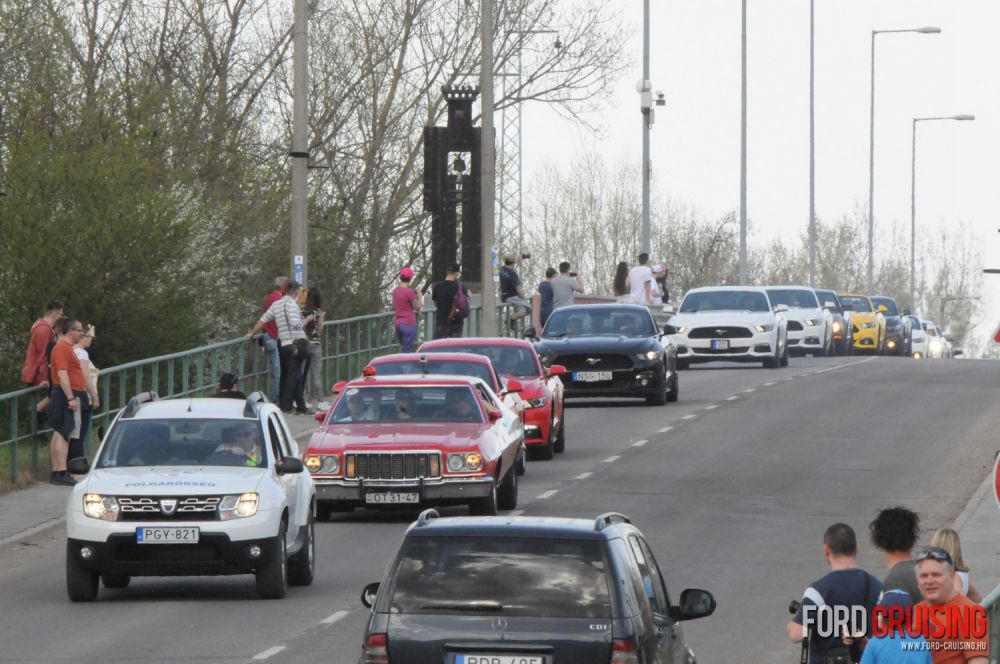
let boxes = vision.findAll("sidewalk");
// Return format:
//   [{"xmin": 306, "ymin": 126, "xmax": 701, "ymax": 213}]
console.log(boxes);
[{"xmin": 0, "ymin": 412, "xmax": 322, "ymax": 548}]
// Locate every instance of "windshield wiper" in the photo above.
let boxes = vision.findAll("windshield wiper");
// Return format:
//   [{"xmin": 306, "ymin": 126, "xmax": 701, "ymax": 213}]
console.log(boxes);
[{"xmin": 420, "ymin": 601, "xmax": 504, "ymax": 612}]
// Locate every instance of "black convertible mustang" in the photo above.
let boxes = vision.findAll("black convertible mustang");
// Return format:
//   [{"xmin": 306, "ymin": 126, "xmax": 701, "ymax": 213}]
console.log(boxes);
[{"xmin": 525, "ymin": 304, "xmax": 679, "ymax": 405}]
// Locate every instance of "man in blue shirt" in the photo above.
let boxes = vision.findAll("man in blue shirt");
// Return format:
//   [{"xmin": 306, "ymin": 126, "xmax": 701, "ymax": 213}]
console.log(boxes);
[{"xmin": 859, "ymin": 590, "xmax": 931, "ymax": 664}]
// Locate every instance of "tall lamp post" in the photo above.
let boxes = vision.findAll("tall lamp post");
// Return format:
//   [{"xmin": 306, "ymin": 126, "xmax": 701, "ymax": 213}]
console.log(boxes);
[
  {"xmin": 739, "ymin": 0, "xmax": 748, "ymax": 285},
  {"xmin": 910, "ymin": 114, "xmax": 974, "ymax": 309},
  {"xmin": 867, "ymin": 25, "xmax": 940, "ymax": 294},
  {"xmin": 808, "ymin": 0, "xmax": 816, "ymax": 287},
  {"xmin": 480, "ymin": 0, "xmax": 497, "ymax": 336}
]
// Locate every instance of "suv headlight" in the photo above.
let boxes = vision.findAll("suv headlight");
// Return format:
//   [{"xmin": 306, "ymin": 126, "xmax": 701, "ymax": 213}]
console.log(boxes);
[
  {"xmin": 755, "ymin": 324, "xmax": 774, "ymax": 333},
  {"xmin": 634, "ymin": 350, "xmax": 661, "ymax": 361},
  {"xmin": 446, "ymin": 452, "xmax": 483, "ymax": 473},
  {"xmin": 305, "ymin": 454, "xmax": 339, "ymax": 474},
  {"xmin": 524, "ymin": 396, "xmax": 549, "ymax": 408},
  {"xmin": 83, "ymin": 494, "xmax": 119, "ymax": 522},
  {"xmin": 219, "ymin": 492, "xmax": 259, "ymax": 520}
]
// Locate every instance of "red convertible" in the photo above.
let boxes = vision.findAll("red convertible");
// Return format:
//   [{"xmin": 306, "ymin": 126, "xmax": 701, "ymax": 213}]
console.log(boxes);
[
  {"xmin": 418, "ymin": 337, "xmax": 567, "ymax": 460},
  {"xmin": 304, "ymin": 375, "xmax": 521, "ymax": 519}
]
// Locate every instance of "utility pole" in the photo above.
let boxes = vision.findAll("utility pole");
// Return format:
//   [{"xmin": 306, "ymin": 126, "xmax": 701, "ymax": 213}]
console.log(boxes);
[
  {"xmin": 808, "ymin": 0, "xmax": 816, "ymax": 287},
  {"xmin": 290, "ymin": 0, "xmax": 309, "ymax": 286},
  {"xmin": 641, "ymin": 0, "xmax": 651, "ymax": 255},
  {"xmin": 739, "ymin": 0, "xmax": 748, "ymax": 285},
  {"xmin": 480, "ymin": 0, "xmax": 497, "ymax": 336}
]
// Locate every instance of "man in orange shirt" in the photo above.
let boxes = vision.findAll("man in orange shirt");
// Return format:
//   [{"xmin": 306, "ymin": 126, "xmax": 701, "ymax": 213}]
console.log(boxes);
[
  {"xmin": 47, "ymin": 318, "xmax": 85, "ymax": 485},
  {"xmin": 20, "ymin": 300, "xmax": 64, "ymax": 421},
  {"xmin": 914, "ymin": 547, "xmax": 989, "ymax": 664}
]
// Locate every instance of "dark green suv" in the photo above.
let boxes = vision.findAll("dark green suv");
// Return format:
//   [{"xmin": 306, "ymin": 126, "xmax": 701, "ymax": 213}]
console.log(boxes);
[{"xmin": 358, "ymin": 510, "xmax": 715, "ymax": 663}]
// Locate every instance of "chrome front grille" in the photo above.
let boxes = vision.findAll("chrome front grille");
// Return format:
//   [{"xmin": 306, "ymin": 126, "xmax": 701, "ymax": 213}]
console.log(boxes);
[
  {"xmin": 348, "ymin": 452, "xmax": 441, "ymax": 480},
  {"xmin": 117, "ymin": 496, "xmax": 222, "ymax": 521}
]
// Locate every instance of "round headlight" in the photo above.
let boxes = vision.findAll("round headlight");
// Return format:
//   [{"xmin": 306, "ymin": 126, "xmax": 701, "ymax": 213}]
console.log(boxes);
[
  {"xmin": 447, "ymin": 454, "xmax": 465, "ymax": 472},
  {"xmin": 304, "ymin": 456, "xmax": 322, "ymax": 472},
  {"xmin": 465, "ymin": 453, "xmax": 482, "ymax": 470},
  {"xmin": 321, "ymin": 455, "xmax": 339, "ymax": 473}
]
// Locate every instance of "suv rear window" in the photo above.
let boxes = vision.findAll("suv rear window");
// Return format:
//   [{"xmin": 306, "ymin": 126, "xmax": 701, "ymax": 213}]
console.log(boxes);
[{"xmin": 389, "ymin": 536, "xmax": 612, "ymax": 618}]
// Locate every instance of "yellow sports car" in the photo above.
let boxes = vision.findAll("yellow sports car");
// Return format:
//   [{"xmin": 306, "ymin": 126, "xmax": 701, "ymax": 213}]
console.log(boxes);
[{"xmin": 838, "ymin": 293, "xmax": 885, "ymax": 354}]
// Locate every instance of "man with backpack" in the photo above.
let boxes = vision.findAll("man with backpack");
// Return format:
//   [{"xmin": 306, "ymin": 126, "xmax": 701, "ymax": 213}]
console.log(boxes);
[
  {"xmin": 21, "ymin": 299, "xmax": 64, "ymax": 425},
  {"xmin": 432, "ymin": 264, "xmax": 468, "ymax": 339}
]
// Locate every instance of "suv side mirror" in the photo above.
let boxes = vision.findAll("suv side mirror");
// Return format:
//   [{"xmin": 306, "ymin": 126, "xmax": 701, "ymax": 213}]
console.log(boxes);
[
  {"xmin": 68, "ymin": 457, "xmax": 90, "ymax": 475},
  {"xmin": 547, "ymin": 364, "xmax": 567, "ymax": 377},
  {"xmin": 675, "ymin": 588, "xmax": 716, "ymax": 621},
  {"xmin": 276, "ymin": 457, "xmax": 304, "ymax": 475},
  {"xmin": 361, "ymin": 581, "xmax": 380, "ymax": 608},
  {"xmin": 504, "ymin": 378, "xmax": 524, "ymax": 394},
  {"xmin": 523, "ymin": 326, "xmax": 537, "ymax": 339},
  {"xmin": 662, "ymin": 323, "xmax": 678, "ymax": 336}
]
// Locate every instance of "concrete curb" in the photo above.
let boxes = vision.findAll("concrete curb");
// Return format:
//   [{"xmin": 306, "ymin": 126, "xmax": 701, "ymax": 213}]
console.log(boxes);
[{"xmin": 953, "ymin": 470, "xmax": 992, "ymax": 532}]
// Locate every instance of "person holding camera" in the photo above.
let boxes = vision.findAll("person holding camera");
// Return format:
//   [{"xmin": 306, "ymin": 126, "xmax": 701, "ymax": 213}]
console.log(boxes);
[
  {"xmin": 551, "ymin": 261, "xmax": 584, "ymax": 310},
  {"xmin": 499, "ymin": 254, "xmax": 531, "ymax": 323}
]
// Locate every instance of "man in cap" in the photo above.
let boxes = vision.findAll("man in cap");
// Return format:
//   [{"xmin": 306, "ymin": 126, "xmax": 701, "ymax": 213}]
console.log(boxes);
[{"xmin": 392, "ymin": 266, "xmax": 422, "ymax": 352}]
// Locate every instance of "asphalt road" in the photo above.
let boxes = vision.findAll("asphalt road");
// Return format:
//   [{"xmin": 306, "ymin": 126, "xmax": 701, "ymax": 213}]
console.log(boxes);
[{"xmin": 0, "ymin": 356, "xmax": 997, "ymax": 664}]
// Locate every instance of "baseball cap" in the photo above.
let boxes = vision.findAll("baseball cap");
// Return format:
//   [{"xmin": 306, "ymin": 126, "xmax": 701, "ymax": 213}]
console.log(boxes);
[
  {"xmin": 877, "ymin": 589, "xmax": 914, "ymax": 610},
  {"xmin": 399, "ymin": 266, "xmax": 414, "ymax": 279},
  {"xmin": 447, "ymin": 263, "xmax": 461, "ymax": 274}
]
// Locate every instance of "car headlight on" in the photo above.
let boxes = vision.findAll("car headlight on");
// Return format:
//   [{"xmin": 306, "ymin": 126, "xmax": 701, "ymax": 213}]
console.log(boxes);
[
  {"xmin": 305, "ymin": 454, "xmax": 340, "ymax": 474},
  {"xmin": 674, "ymin": 325, "xmax": 688, "ymax": 335},
  {"xmin": 219, "ymin": 492, "xmax": 259, "ymax": 520},
  {"xmin": 304, "ymin": 455, "xmax": 321, "ymax": 472},
  {"xmin": 524, "ymin": 396, "xmax": 549, "ymax": 408},
  {"xmin": 803, "ymin": 319, "xmax": 820, "ymax": 327},
  {"xmin": 446, "ymin": 452, "xmax": 484, "ymax": 473},
  {"xmin": 755, "ymin": 324, "xmax": 774, "ymax": 333},
  {"xmin": 832, "ymin": 320, "xmax": 842, "ymax": 333},
  {"xmin": 634, "ymin": 350, "xmax": 661, "ymax": 361},
  {"xmin": 83, "ymin": 494, "xmax": 119, "ymax": 522}
]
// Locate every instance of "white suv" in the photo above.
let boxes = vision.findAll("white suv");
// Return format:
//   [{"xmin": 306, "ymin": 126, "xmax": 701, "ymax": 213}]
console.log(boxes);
[{"xmin": 65, "ymin": 392, "xmax": 316, "ymax": 601}]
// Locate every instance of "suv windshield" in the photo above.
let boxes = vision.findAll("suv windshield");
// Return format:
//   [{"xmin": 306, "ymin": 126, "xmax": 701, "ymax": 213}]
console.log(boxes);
[
  {"xmin": 423, "ymin": 346, "xmax": 541, "ymax": 378},
  {"xmin": 923, "ymin": 323, "xmax": 938, "ymax": 336},
  {"xmin": 374, "ymin": 360, "xmax": 496, "ymax": 389},
  {"xmin": 389, "ymin": 537, "xmax": 612, "ymax": 618},
  {"xmin": 814, "ymin": 290, "xmax": 842, "ymax": 313},
  {"xmin": 871, "ymin": 297, "xmax": 899, "ymax": 316},
  {"xmin": 907, "ymin": 316, "xmax": 922, "ymax": 330},
  {"xmin": 543, "ymin": 309, "xmax": 656, "ymax": 338},
  {"xmin": 329, "ymin": 386, "xmax": 483, "ymax": 424},
  {"xmin": 765, "ymin": 289, "xmax": 819, "ymax": 309},
  {"xmin": 839, "ymin": 296, "xmax": 872, "ymax": 313},
  {"xmin": 679, "ymin": 290, "xmax": 770, "ymax": 313},
  {"xmin": 97, "ymin": 418, "xmax": 267, "ymax": 469}
]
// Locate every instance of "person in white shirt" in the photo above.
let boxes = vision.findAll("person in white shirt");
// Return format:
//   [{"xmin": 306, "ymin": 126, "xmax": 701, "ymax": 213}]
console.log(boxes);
[
  {"xmin": 249, "ymin": 281, "xmax": 316, "ymax": 414},
  {"xmin": 626, "ymin": 253, "xmax": 655, "ymax": 304}
]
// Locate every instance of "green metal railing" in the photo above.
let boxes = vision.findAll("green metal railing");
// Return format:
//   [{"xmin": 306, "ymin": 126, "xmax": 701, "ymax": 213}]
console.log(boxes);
[
  {"xmin": 984, "ymin": 583, "xmax": 999, "ymax": 663},
  {"xmin": 0, "ymin": 304, "xmax": 518, "ymax": 491}
]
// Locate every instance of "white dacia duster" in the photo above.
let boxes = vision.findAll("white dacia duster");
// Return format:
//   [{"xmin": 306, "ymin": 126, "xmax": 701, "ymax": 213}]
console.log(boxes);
[{"xmin": 65, "ymin": 392, "xmax": 316, "ymax": 601}]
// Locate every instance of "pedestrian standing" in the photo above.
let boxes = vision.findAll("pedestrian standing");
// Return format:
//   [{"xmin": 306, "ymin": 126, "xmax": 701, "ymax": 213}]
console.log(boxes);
[
  {"xmin": 47, "ymin": 318, "xmax": 86, "ymax": 485},
  {"xmin": 499, "ymin": 254, "xmax": 531, "ymax": 322},
  {"xmin": 914, "ymin": 547, "xmax": 989, "ymax": 664},
  {"xmin": 858, "ymin": 590, "xmax": 932, "ymax": 664},
  {"xmin": 211, "ymin": 373, "xmax": 247, "ymax": 399},
  {"xmin": 612, "ymin": 262, "xmax": 629, "ymax": 298},
  {"xmin": 652, "ymin": 263, "xmax": 670, "ymax": 304},
  {"xmin": 249, "ymin": 281, "xmax": 315, "ymax": 414},
  {"xmin": 259, "ymin": 277, "xmax": 288, "ymax": 403},
  {"xmin": 431, "ymin": 264, "xmax": 468, "ymax": 339},
  {"xmin": 73, "ymin": 324, "xmax": 100, "ymax": 459},
  {"xmin": 551, "ymin": 261, "xmax": 584, "ymax": 310},
  {"xmin": 930, "ymin": 528, "xmax": 982, "ymax": 603},
  {"xmin": 532, "ymin": 267, "xmax": 557, "ymax": 331},
  {"xmin": 626, "ymin": 253, "xmax": 656, "ymax": 304},
  {"xmin": 21, "ymin": 299, "xmax": 64, "ymax": 424},
  {"xmin": 869, "ymin": 506, "xmax": 923, "ymax": 602},
  {"xmin": 393, "ymin": 267, "xmax": 422, "ymax": 352},
  {"xmin": 299, "ymin": 286, "xmax": 326, "ymax": 411}
]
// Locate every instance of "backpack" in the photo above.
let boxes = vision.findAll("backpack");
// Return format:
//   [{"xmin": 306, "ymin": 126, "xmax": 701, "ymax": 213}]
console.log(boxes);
[{"xmin": 450, "ymin": 282, "xmax": 470, "ymax": 320}]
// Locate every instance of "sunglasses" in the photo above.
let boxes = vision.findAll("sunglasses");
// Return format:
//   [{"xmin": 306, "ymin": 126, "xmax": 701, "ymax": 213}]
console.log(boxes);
[{"xmin": 913, "ymin": 547, "xmax": 953, "ymax": 565}]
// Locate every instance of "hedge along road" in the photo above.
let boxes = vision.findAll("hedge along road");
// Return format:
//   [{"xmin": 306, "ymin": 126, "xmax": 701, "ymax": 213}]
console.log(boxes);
[{"xmin": 0, "ymin": 356, "xmax": 995, "ymax": 664}]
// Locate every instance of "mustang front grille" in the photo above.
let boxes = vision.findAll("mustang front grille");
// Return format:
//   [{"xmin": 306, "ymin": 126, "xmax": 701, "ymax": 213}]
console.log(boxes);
[
  {"xmin": 554, "ymin": 354, "xmax": 633, "ymax": 370},
  {"xmin": 688, "ymin": 326, "xmax": 753, "ymax": 339},
  {"xmin": 786, "ymin": 321, "xmax": 804, "ymax": 332}
]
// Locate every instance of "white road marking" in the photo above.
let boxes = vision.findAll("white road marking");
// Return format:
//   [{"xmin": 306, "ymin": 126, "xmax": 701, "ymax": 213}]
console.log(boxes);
[
  {"xmin": 744, "ymin": 388, "xmax": 756, "ymax": 393},
  {"xmin": 812, "ymin": 356, "xmax": 877, "ymax": 374},
  {"xmin": 603, "ymin": 455, "xmax": 622, "ymax": 463},
  {"xmin": 704, "ymin": 404, "xmax": 718, "ymax": 410},
  {"xmin": 575, "ymin": 472, "xmax": 593, "ymax": 480},
  {"xmin": 657, "ymin": 426, "xmax": 673, "ymax": 433},
  {"xmin": 253, "ymin": 646, "xmax": 287, "ymax": 660},
  {"xmin": 536, "ymin": 489, "xmax": 559, "ymax": 500},
  {"xmin": 762, "ymin": 382, "xmax": 775, "ymax": 387},
  {"xmin": 682, "ymin": 414, "xmax": 697, "ymax": 420},
  {"xmin": 726, "ymin": 396, "xmax": 739, "ymax": 401},
  {"xmin": 632, "ymin": 440, "xmax": 648, "ymax": 447},
  {"xmin": 320, "ymin": 610, "xmax": 350, "ymax": 625},
  {"xmin": 509, "ymin": 510, "xmax": 524, "ymax": 516}
]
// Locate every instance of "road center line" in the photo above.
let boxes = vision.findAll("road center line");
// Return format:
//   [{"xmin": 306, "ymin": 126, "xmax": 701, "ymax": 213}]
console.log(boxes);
[
  {"xmin": 253, "ymin": 646, "xmax": 287, "ymax": 660},
  {"xmin": 320, "ymin": 610, "xmax": 350, "ymax": 625},
  {"xmin": 575, "ymin": 472, "xmax": 593, "ymax": 480},
  {"xmin": 812, "ymin": 356, "xmax": 877, "ymax": 374},
  {"xmin": 744, "ymin": 388, "xmax": 756, "ymax": 393},
  {"xmin": 726, "ymin": 396, "xmax": 739, "ymax": 401},
  {"xmin": 632, "ymin": 440, "xmax": 648, "ymax": 447},
  {"xmin": 658, "ymin": 426, "xmax": 673, "ymax": 433},
  {"xmin": 762, "ymin": 382, "xmax": 775, "ymax": 387},
  {"xmin": 704, "ymin": 404, "xmax": 717, "ymax": 410},
  {"xmin": 603, "ymin": 455, "xmax": 621, "ymax": 463},
  {"xmin": 536, "ymin": 489, "xmax": 559, "ymax": 500},
  {"xmin": 682, "ymin": 414, "xmax": 697, "ymax": 420},
  {"xmin": 509, "ymin": 509, "xmax": 524, "ymax": 516}
]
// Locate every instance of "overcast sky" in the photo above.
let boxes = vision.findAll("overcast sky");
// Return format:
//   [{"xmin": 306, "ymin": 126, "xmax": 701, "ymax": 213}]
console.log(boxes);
[{"xmin": 521, "ymin": 0, "xmax": 999, "ymax": 348}]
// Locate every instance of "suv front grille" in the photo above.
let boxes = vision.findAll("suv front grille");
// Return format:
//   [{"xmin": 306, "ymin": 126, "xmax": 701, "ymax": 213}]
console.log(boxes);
[
  {"xmin": 553, "ymin": 354, "xmax": 633, "ymax": 370},
  {"xmin": 117, "ymin": 496, "xmax": 222, "ymax": 521},
  {"xmin": 348, "ymin": 453, "xmax": 441, "ymax": 480}
]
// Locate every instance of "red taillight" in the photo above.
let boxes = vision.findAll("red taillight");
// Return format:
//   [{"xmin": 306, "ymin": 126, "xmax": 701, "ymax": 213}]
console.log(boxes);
[
  {"xmin": 611, "ymin": 637, "xmax": 640, "ymax": 664},
  {"xmin": 361, "ymin": 633, "xmax": 389, "ymax": 664}
]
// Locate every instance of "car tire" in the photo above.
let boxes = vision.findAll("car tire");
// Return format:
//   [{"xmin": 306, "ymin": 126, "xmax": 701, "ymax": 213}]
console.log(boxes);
[
  {"xmin": 553, "ymin": 412, "xmax": 566, "ymax": 454},
  {"xmin": 101, "ymin": 574, "xmax": 130, "ymax": 589},
  {"xmin": 646, "ymin": 371, "xmax": 668, "ymax": 406},
  {"xmin": 66, "ymin": 542, "xmax": 99, "ymax": 602},
  {"xmin": 516, "ymin": 442, "xmax": 527, "ymax": 474},
  {"xmin": 780, "ymin": 344, "xmax": 789, "ymax": 367},
  {"xmin": 497, "ymin": 465, "xmax": 518, "ymax": 511},
  {"xmin": 667, "ymin": 369, "xmax": 679, "ymax": 402},
  {"xmin": 256, "ymin": 520, "xmax": 288, "ymax": 600},
  {"xmin": 469, "ymin": 478, "xmax": 499, "ymax": 516},
  {"xmin": 676, "ymin": 359, "xmax": 690, "ymax": 371},
  {"xmin": 287, "ymin": 518, "xmax": 315, "ymax": 587}
]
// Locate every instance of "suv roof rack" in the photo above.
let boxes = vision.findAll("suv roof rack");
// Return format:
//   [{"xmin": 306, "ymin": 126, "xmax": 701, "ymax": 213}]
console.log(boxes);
[
  {"xmin": 243, "ymin": 391, "xmax": 269, "ymax": 418},
  {"xmin": 415, "ymin": 508, "xmax": 440, "ymax": 528},
  {"xmin": 594, "ymin": 512, "xmax": 632, "ymax": 532},
  {"xmin": 121, "ymin": 392, "xmax": 160, "ymax": 419}
]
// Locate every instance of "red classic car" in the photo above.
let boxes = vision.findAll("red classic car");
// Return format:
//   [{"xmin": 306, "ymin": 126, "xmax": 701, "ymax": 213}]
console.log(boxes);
[
  {"xmin": 418, "ymin": 337, "xmax": 567, "ymax": 460},
  {"xmin": 304, "ymin": 375, "xmax": 521, "ymax": 519}
]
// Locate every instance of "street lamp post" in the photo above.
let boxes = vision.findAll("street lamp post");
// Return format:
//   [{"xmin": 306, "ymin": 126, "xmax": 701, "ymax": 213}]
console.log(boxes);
[
  {"xmin": 867, "ymin": 26, "xmax": 940, "ymax": 294},
  {"xmin": 808, "ymin": 0, "xmax": 816, "ymax": 288},
  {"xmin": 910, "ymin": 114, "xmax": 974, "ymax": 310},
  {"xmin": 739, "ymin": 0, "xmax": 747, "ymax": 285},
  {"xmin": 480, "ymin": 0, "xmax": 498, "ymax": 336}
]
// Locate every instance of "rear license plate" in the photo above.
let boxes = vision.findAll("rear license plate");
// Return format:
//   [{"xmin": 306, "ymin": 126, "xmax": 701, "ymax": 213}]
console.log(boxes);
[
  {"xmin": 365, "ymin": 492, "xmax": 419, "ymax": 505},
  {"xmin": 711, "ymin": 339, "xmax": 730, "ymax": 350},
  {"xmin": 572, "ymin": 371, "xmax": 612, "ymax": 382},
  {"xmin": 136, "ymin": 527, "xmax": 199, "ymax": 544},
  {"xmin": 455, "ymin": 657, "xmax": 544, "ymax": 664}
]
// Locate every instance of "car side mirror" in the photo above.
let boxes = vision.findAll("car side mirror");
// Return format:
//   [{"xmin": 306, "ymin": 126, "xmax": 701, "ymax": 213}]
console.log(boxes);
[
  {"xmin": 276, "ymin": 457, "xmax": 304, "ymax": 475},
  {"xmin": 902, "ymin": 308, "xmax": 912, "ymax": 316},
  {"xmin": 361, "ymin": 581, "xmax": 380, "ymax": 608},
  {"xmin": 487, "ymin": 409, "xmax": 503, "ymax": 422},
  {"xmin": 68, "ymin": 457, "xmax": 90, "ymax": 474},
  {"xmin": 331, "ymin": 380, "xmax": 347, "ymax": 395},
  {"xmin": 774, "ymin": 304, "xmax": 788, "ymax": 313},
  {"xmin": 675, "ymin": 588, "xmax": 716, "ymax": 621},
  {"xmin": 313, "ymin": 410, "xmax": 326, "ymax": 423},
  {"xmin": 662, "ymin": 324, "xmax": 678, "ymax": 335},
  {"xmin": 504, "ymin": 378, "xmax": 524, "ymax": 394},
  {"xmin": 547, "ymin": 364, "xmax": 567, "ymax": 377},
  {"xmin": 523, "ymin": 326, "xmax": 537, "ymax": 339}
]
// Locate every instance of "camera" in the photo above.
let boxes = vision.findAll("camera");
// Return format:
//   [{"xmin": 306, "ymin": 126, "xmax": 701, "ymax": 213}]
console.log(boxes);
[
  {"xmin": 569, "ymin": 272, "xmax": 577, "ymax": 277},
  {"xmin": 521, "ymin": 253, "xmax": 531, "ymax": 260}
]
